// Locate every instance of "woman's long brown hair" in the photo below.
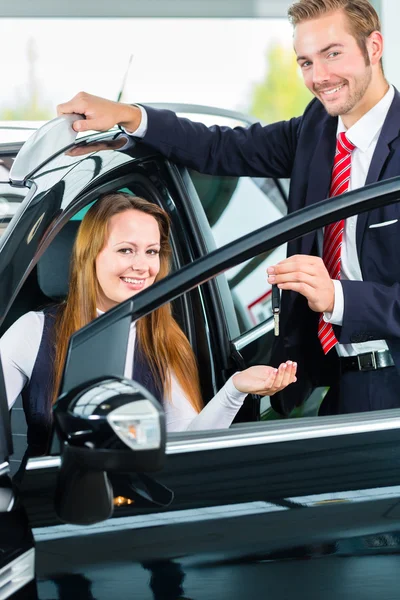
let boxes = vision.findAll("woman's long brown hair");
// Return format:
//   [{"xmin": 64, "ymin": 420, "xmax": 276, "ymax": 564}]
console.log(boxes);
[{"xmin": 52, "ymin": 192, "xmax": 203, "ymax": 413}]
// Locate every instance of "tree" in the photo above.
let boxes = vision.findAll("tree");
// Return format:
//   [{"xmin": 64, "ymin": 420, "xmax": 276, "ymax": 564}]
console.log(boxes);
[
  {"xmin": 249, "ymin": 42, "xmax": 312, "ymax": 123},
  {"xmin": 0, "ymin": 103, "xmax": 52, "ymax": 121}
]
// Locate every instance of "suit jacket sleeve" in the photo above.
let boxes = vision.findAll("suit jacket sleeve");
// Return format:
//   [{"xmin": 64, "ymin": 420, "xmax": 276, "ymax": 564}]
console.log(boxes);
[
  {"xmin": 140, "ymin": 105, "xmax": 302, "ymax": 178},
  {"xmin": 337, "ymin": 280, "xmax": 400, "ymax": 342}
]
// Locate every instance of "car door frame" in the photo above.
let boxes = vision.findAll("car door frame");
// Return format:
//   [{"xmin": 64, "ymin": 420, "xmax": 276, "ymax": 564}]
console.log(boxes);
[{"xmin": 172, "ymin": 162, "xmax": 285, "ymax": 421}]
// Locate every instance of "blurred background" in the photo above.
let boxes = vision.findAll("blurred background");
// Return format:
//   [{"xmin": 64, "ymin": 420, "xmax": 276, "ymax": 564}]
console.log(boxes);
[
  {"xmin": 0, "ymin": 18, "xmax": 311, "ymax": 123},
  {"xmin": 0, "ymin": 0, "xmax": 395, "ymax": 124}
]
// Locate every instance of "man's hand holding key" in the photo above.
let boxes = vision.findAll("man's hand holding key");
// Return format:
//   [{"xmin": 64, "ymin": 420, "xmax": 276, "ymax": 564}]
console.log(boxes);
[{"xmin": 268, "ymin": 255, "xmax": 336, "ymax": 314}]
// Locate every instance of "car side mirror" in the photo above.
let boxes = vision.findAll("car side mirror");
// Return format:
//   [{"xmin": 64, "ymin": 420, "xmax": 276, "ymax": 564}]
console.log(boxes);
[{"xmin": 53, "ymin": 377, "xmax": 166, "ymax": 525}]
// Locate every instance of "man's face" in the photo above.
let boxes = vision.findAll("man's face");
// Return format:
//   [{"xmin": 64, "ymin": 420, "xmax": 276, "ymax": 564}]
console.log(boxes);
[{"xmin": 294, "ymin": 10, "xmax": 373, "ymax": 117}]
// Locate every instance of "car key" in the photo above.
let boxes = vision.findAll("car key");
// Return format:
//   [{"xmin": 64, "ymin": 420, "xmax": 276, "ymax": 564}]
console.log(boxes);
[{"xmin": 272, "ymin": 284, "xmax": 280, "ymax": 336}]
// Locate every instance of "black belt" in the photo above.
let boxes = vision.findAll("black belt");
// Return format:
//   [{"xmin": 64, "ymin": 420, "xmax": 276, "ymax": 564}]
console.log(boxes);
[{"xmin": 340, "ymin": 350, "xmax": 395, "ymax": 373}]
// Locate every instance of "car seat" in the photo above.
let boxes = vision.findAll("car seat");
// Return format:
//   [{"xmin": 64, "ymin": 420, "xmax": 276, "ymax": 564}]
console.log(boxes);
[
  {"xmin": 8, "ymin": 220, "xmax": 80, "ymax": 471},
  {"xmin": 37, "ymin": 220, "xmax": 80, "ymax": 301}
]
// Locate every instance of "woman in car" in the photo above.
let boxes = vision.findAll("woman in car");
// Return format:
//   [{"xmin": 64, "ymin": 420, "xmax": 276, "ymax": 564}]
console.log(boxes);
[{"xmin": 0, "ymin": 192, "xmax": 296, "ymax": 454}]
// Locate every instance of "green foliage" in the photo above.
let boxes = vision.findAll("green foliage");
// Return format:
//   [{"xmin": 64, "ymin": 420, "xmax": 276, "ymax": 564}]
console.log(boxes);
[
  {"xmin": 0, "ymin": 102, "xmax": 53, "ymax": 121},
  {"xmin": 249, "ymin": 43, "xmax": 313, "ymax": 123}
]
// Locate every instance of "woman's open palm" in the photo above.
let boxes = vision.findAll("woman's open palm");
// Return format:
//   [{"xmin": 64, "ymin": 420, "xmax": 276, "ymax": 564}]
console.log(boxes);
[{"xmin": 232, "ymin": 361, "xmax": 297, "ymax": 396}]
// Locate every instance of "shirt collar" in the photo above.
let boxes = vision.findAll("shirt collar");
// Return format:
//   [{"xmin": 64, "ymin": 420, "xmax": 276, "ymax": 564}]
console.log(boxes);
[{"xmin": 337, "ymin": 84, "xmax": 395, "ymax": 152}]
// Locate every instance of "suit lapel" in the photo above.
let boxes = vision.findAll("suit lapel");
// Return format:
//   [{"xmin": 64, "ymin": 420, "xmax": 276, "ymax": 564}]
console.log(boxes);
[
  {"xmin": 306, "ymin": 114, "xmax": 338, "ymax": 208},
  {"xmin": 299, "ymin": 114, "xmax": 337, "ymax": 256},
  {"xmin": 356, "ymin": 88, "xmax": 400, "ymax": 254}
]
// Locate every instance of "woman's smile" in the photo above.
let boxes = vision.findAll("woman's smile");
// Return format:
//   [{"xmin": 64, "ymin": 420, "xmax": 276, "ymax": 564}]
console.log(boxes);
[{"xmin": 120, "ymin": 276, "xmax": 147, "ymax": 290}]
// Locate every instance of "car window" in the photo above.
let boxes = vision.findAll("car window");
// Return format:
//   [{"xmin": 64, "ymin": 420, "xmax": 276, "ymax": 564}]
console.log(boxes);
[
  {"xmin": 0, "ymin": 161, "xmax": 28, "ymax": 240},
  {"xmin": 190, "ymin": 171, "xmax": 287, "ymax": 334},
  {"xmin": 0, "ymin": 193, "xmax": 28, "ymax": 239}
]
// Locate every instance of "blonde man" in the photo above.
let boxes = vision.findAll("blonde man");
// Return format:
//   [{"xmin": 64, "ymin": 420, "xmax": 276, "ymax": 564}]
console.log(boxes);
[{"xmin": 58, "ymin": 1, "xmax": 400, "ymax": 416}]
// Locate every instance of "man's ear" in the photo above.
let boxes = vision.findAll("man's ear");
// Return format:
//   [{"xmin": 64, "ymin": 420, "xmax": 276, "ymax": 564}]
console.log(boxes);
[{"xmin": 368, "ymin": 30, "xmax": 384, "ymax": 66}]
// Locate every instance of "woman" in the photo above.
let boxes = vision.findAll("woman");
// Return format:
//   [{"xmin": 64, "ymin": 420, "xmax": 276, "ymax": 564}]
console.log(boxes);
[{"xmin": 1, "ymin": 193, "xmax": 296, "ymax": 454}]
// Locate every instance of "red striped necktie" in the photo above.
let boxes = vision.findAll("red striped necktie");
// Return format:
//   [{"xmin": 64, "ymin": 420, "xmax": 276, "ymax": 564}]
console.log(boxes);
[{"xmin": 318, "ymin": 131, "xmax": 356, "ymax": 354}]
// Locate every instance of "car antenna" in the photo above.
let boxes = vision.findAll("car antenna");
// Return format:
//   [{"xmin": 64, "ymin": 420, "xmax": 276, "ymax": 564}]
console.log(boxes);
[{"xmin": 116, "ymin": 54, "xmax": 134, "ymax": 102}]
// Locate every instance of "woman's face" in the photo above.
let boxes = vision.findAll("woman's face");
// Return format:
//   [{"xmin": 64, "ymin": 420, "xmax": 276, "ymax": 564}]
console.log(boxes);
[{"xmin": 95, "ymin": 209, "xmax": 161, "ymax": 311}]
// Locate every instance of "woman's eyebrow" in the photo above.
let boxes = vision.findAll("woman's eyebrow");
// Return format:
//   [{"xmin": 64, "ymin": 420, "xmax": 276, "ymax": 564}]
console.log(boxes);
[
  {"xmin": 113, "ymin": 240, "xmax": 136, "ymax": 246},
  {"xmin": 113, "ymin": 241, "xmax": 160, "ymax": 246}
]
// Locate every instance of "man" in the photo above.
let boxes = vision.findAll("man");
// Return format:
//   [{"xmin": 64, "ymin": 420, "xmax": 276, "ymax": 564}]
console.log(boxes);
[{"xmin": 58, "ymin": 0, "xmax": 400, "ymax": 416}]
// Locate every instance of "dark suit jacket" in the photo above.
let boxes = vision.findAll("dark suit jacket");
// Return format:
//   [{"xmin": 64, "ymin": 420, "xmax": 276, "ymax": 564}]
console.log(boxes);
[{"xmin": 140, "ymin": 90, "xmax": 400, "ymax": 414}]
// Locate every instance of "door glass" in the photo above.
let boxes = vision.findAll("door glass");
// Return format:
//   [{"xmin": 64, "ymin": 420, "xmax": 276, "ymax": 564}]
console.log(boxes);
[{"xmin": 190, "ymin": 171, "xmax": 287, "ymax": 334}]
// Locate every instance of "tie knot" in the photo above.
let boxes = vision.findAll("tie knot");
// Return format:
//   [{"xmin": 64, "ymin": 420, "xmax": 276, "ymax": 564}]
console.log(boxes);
[{"xmin": 337, "ymin": 131, "xmax": 356, "ymax": 154}]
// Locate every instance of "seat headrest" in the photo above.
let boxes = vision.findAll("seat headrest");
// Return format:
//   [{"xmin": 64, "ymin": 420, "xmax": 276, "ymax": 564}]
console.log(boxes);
[{"xmin": 37, "ymin": 220, "xmax": 80, "ymax": 300}]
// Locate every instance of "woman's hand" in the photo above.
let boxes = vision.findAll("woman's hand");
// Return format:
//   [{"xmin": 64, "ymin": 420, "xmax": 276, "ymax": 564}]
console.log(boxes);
[{"xmin": 232, "ymin": 361, "xmax": 297, "ymax": 396}]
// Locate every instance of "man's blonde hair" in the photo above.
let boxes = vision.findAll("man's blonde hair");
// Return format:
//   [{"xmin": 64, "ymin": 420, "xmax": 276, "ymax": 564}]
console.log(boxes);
[{"xmin": 288, "ymin": 0, "xmax": 381, "ymax": 64}]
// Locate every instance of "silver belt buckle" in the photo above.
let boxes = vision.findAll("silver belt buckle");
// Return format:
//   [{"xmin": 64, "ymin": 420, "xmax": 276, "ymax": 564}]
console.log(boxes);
[{"xmin": 357, "ymin": 352, "xmax": 377, "ymax": 371}]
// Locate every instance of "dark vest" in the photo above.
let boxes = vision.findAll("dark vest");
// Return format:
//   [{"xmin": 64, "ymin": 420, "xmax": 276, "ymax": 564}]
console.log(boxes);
[{"xmin": 22, "ymin": 306, "xmax": 163, "ymax": 457}]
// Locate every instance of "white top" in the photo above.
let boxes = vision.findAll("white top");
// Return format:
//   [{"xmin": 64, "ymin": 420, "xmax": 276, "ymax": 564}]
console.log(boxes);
[
  {"xmin": 323, "ymin": 84, "xmax": 395, "ymax": 357},
  {"xmin": 0, "ymin": 311, "xmax": 247, "ymax": 432}
]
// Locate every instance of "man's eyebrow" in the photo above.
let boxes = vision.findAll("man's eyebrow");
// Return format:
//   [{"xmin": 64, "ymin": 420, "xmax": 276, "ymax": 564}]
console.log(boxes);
[{"xmin": 296, "ymin": 43, "xmax": 344, "ymax": 62}]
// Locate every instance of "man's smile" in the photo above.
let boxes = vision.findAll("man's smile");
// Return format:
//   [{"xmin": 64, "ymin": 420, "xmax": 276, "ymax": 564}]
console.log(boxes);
[
  {"xmin": 316, "ymin": 83, "xmax": 347, "ymax": 101},
  {"xmin": 322, "ymin": 84, "xmax": 345, "ymax": 95}
]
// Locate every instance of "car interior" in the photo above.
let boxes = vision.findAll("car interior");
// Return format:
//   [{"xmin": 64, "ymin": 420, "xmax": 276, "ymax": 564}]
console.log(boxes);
[{"xmin": 4, "ymin": 190, "xmax": 227, "ymax": 469}]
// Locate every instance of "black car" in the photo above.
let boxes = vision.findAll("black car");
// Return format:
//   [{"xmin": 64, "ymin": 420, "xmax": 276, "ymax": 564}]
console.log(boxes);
[{"xmin": 1, "ymin": 113, "xmax": 400, "ymax": 600}]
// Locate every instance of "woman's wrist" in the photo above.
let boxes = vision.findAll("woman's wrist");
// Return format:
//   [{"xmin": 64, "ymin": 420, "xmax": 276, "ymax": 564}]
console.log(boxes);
[{"xmin": 229, "ymin": 373, "xmax": 247, "ymax": 398}]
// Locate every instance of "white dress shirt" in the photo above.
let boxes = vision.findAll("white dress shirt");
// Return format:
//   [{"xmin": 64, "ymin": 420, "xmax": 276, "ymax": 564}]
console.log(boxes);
[
  {"xmin": 0, "ymin": 310, "xmax": 246, "ymax": 432},
  {"xmin": 128, "ymin": 105, "xmax": 148, "ymax": 137},
  {"xmin": 323, "ymin": 84, "xmax": 394, "ymax": 357}
]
